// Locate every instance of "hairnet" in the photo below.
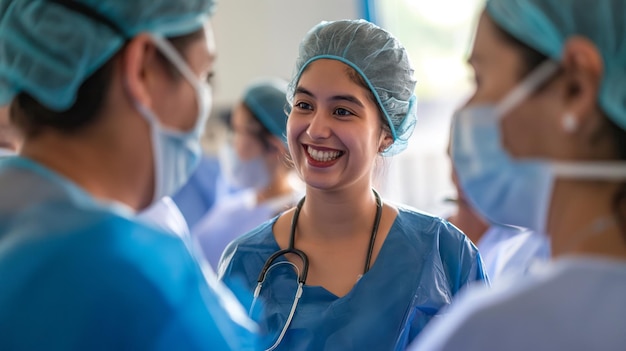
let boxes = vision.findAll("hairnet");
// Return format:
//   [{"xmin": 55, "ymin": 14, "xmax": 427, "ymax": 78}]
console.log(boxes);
[
  {"xmin": 287, "ymin": 19, "xmax": 417, "ymax": 156},
  {"xmin": 487, "ymin": 0, "xmax": 626, "ymax": 131},
  {"xmin": 243, "ymin": 78, "xmax": 289, "ymax": 145},
  {"xmin": 0, "ymin": 0, "xmax": 216, "ymax": 111}
]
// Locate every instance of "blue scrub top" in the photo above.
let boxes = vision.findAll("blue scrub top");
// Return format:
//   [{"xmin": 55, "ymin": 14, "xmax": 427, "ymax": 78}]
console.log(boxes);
[
  {"xmin": 0, "ymin": 158, "xmax": 258, "ymax": 350},
  {"xmin": 219, "ymin": 206, "xmax": 488, "ymax": 351}
]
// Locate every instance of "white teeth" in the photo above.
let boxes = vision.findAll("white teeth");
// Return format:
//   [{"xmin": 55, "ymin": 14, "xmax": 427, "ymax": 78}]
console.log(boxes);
[{"xmin": 307, "ymin": 146, "xmax": 341, "ymax": 162}]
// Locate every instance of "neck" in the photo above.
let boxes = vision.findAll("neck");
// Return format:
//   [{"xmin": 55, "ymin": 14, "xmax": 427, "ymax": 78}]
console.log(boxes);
[
  {"xmin": 21, "ymin": 127, "xmax": 153, "ymax": 211},
  {"xmin": 297, "ymin": 185, "xmax": 379, "ymax": 242},
  {"xmin": 549, "ymin": 179, "xmax": 626, "ymax": 259}
]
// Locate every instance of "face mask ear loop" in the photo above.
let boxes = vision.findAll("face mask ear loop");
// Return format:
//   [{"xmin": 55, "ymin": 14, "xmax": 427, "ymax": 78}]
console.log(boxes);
[
  {"xmin": 148, "ymin": 34, "xmax": 202, "ymax": 90},
  {"xmin": 147, "ymin": 34, "xmax": 212, "ymax": 135},
  {"xmin": 495, "ymin": 60, "xmax": 561, "ymax": 118}
]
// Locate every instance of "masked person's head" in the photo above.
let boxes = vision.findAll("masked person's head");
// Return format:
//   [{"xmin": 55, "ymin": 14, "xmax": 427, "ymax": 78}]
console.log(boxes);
[
  {"xmin": 0, "ymin": 0, "xmax": 217, "ymax": 209},
  {"xmin": 220, "ymin": 78, "xmax": 291, "ymax": 190},
  {"xmin": 451, "ymin": 0, "xmax": 626, "ymax": 238}
]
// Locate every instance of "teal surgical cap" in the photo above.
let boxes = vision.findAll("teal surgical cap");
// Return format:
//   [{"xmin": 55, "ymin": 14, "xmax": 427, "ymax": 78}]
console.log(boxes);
[
  {"xmin": 243, "ymin": 78, "xmax": 289, "ymax": 146},
  {"xmin": 287, "ymin": 19, "xmax": 417, "ymax": 156},
  {"xmin": 487, "ymin": 0, "xmax": 626, "ymax": 131},
  {"xmin": 0, "ymin": 0, "xmax": 216, "ymax": 111}
]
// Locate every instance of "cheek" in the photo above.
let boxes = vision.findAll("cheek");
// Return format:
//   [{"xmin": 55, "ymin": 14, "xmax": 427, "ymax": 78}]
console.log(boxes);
[
  {"xmin": 162, "ymin": 83, "xmax": 198, "ymax": 131},
  {"xmin": 286, "ymin": 117, "xmax": 303, "ymax": 148},
  {"xmin": 234, "ymin": 135, "xmax": 264, "ymax": 161},
  {"xmin": 500, "ymin": 100, "xmax": 560, "ymax": 158}
]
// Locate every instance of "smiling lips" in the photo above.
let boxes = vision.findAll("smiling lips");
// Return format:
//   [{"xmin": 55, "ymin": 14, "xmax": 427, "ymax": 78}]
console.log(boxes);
[{"xmin": 304, "ymin": 145, "xmax": 344, "ymax": 167}]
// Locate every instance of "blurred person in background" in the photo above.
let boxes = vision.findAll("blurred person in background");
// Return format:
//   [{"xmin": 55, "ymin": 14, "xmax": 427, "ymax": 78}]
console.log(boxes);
[
  {"xmin": 193, "ymin": 77, "xmax": 302, "ymax": 270},
  {"xmin": 446, "ymin": 128, "xmax": 549, "ymax": 281}
]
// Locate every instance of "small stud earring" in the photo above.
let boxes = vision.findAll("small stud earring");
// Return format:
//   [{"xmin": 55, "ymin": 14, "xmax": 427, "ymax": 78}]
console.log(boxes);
[{"xmin": 562, "ymin": 113, "xmax": 578, "ymax": 133}]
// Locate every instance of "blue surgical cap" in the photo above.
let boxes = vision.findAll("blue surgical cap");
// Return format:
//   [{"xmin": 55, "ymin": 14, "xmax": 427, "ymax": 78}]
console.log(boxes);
[
  {"xmin": 243, "ymin": 78, "xmax": 289, "ymax": 146},
  {"xmin": 487, "ymin": 0, "xmax": 626, "ymax": 131},
  {"xmin": 0, "ymin": 0, "xmax": 216, "ymax": 111},
  {"xmin": 287, "ymin": 19, "xmax": 417, "ymax": 156}
]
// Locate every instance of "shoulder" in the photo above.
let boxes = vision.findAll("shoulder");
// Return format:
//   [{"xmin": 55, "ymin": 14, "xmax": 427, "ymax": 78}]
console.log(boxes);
[
  {"xmin": 393, "ymin": 204, "xmax": 472, "ymax": 248},
  {"xmin": 224, "ymin": 215, "xmax": 278, "ymax": 250},
  {"xmin": 217, "ymin": 216, "xmax": 278, "ymax": 278},
  {"xmin": 3, "ymin": 208, "xmax": 197, "ymax": 294},
  {"xmin": 390, "ymin": 204, "xmax": 487, "ymax": 286},
  {"xmin": 0, "ymin": 170, "xmax": 257, "ymax": 348}
]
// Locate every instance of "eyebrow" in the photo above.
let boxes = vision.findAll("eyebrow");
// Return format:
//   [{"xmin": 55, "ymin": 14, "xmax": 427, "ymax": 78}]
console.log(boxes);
[{"xmin": 295, "ymin": 87, "xmax": 365, "ymax": 108}]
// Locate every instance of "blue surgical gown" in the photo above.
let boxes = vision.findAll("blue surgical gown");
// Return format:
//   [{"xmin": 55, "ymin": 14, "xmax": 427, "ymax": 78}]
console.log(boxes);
[
  {"xmin": 218, "ymin": 206, "xmax": 488, "ymax": 351},
  {"xmin": 0, "ymin": 158, "xmax": 258, "ymax": 350}
]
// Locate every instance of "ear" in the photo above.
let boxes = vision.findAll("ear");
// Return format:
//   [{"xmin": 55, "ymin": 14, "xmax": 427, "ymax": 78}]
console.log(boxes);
[
  {"xmin": 560, "ymin": 37, "xmax": 604, "ymax": 131},
  {"xmin": 120, "ymin": 33, "xmax": 160, "ymax": 109},
  {"xmin": 378, "ymin": 132, "xmax": 394, "ymax": 153}
]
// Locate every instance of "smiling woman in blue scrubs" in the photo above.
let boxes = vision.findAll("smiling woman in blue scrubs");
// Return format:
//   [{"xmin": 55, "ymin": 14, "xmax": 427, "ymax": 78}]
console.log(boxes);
[
  {"xmin": 218, "ymin": 19, "xmax": 488, "ymax": 351},
  {"xmin": 0, "ymin": 0, "xmax": 257, "ymax": 349}
]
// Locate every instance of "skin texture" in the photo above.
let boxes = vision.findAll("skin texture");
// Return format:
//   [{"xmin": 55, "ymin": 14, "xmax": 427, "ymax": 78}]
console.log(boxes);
[
  {"xmin": 467, "ymin": 12, "xmax": 625, "ymax": 258},
  {"xmin": 19, "ymin": 22, "xmax": 216, "ymax": 211},
  {"xmin": 272, "ymin": 59, "xmax": 398, "ymax": 297}
]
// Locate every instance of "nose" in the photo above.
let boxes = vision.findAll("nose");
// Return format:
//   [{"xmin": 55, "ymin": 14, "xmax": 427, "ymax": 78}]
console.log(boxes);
[{"xmin": 306, "ymin": 111, "xmax": 332, "ymax": 140}]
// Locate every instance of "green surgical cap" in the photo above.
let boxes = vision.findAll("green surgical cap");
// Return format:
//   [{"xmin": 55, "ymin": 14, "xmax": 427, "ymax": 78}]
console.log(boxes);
[
  {"xmin": 243, "ymin": 78, "xmax": 289, "ymax": 146},
  {"xmin": 0, "ymin": 0, "xmax": 216, "ymax": 111},
  {"xmin": 287, "ymin": 19, "xmax": 417, "ymax": 156},
  {"xmin": 487, "ymin": 0, "xmax": 626, "ymax": 131}
]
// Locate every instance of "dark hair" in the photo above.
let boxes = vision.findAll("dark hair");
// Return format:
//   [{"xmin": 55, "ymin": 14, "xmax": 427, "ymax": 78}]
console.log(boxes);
[
  {"xmin": 10, "ymin": 30, "xmax": 204, "ymax": 137},
  {"xmin": 494, "ymin": 20, "xmax": 626, "ymax": 241}
]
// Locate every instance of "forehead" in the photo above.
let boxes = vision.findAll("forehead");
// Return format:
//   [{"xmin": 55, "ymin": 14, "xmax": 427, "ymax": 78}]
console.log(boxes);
[
  {"xmin": 231, "ymin": 102, "xmax": 261, "ymax": 128},
  {"xmin": 470, "ymin": 12, "xmax": 524, "ymax": 73},
  {"xmin": 184, "ymin": 21, "xmax": 216, "ymax": 69},
  {"xmin": 297, "ymin": 59, "xmax": 373, "ymax": 99}
]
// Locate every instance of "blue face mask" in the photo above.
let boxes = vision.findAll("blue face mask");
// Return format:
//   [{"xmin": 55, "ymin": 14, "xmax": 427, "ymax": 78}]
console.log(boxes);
[
  {"xmin": 451, "ymin": 60, "xmax": 626, "ymax": 234},
  {"xmin": 133, "ymin": 34, "xmax": 212, "ymax": 204},
  {"xmin": 218, "ymin": 143, "xmax": 270, "ymax": 190}
]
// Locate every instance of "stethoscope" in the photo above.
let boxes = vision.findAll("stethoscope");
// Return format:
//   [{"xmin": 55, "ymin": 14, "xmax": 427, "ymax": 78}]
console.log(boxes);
[{"xmin": 251, "ymin": 189, "xmax": 383, "ymax": 351}]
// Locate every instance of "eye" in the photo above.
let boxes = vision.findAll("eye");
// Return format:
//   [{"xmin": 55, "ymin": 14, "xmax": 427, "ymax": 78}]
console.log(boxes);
[
  {"xmin": 334, "ymin": 108, "xmax": 353, "ymax": 117},
  {"xmin": 294, "ymin": 101, "xmax": 313, "ymax": 110}
]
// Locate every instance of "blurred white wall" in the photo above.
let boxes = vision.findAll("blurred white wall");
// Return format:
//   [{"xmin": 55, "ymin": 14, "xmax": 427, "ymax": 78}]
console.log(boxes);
[{"xmin": 211, "ymin": 0, "xmax": 360, "ymax": 109}]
